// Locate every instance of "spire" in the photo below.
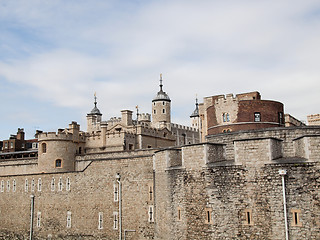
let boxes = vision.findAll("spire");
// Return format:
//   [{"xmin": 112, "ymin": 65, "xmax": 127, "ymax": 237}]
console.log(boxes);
[
  {"xmin": 190, "ymin": 95, "xmax": 199, "ymax": 118},
  {"xmin": 88, "ymin": 92, "xmax": 102, "ymax": 115},
  {"xmin": 159, "ymin": 73, "xmax": 163, "ymax": 91},
  {"xmin": 94, "ymin": 92, "xmax": 97, "ymax": 108}
]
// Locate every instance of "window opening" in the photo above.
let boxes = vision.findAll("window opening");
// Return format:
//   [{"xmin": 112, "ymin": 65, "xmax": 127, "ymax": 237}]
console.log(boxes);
[
  {"xmin": 254, "ymin": 112, "xmax": 261, "ymax": 122},
  {"xmin": 37, "ymin": 212, "xmax": 41, "ymax": 228},
  {"xmin": 25, "ymin": 179, "xmax": 28, "ymax": 192},
  {"xmin": 148, "ymin": 206, "xmax": 154, "ymax": 222},
  {"xmin": 113, "ymin": 212, "xmax": 118, "ymax": 230},
  {"xmin": 38, "ymin": 178, "xmax": 42, "ymax": 192},
  {"xmin": 67, "ymin": 211, "xmax": 72, "ymax": 228},
  {"xmin": 13, "ymin": 179, "xmax": 16, "ymax": 192},
  {"xmin": 58, "ymin": 177, "xmax": 63, "ymax": 191},
  {"xmin": 31, "ymin": 179, "xmax": 35, "ymax": 192},
  {"xmin": 55, "ymin": 159, "xmax": 62, "ymax": 168},
  {"xmin": 98, "ymin": 212, "xmax": 103, "ymax": 229},
  {"xmin": 114, "ymin": 183, "xmax": 119, "ymax": 202},
  {"xmin": 51, "ymin": 178, "xmax": 55, "ymax": 191},
  {"xmin": 42, "ymin": 143, "xmax": 47, "ymax": 153}
]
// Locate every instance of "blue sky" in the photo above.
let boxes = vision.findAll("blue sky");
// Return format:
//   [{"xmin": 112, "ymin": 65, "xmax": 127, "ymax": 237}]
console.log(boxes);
[{"xmin": 1, "ymin": 0, "xmax": 320, "ymax": 140}]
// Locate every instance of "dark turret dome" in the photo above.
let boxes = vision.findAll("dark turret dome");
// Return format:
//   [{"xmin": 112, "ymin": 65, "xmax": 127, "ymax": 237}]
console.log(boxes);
[
  {"xmin": 190, "ymin": 98, "xmax": 199, "ymax": 118},
  {"xmin": 88, "ymin": 93, "xmax": 102, "ymax": 116},
  {"xmin": 152, "ymin": 74, "xmax": 171, "ymax": 102}
]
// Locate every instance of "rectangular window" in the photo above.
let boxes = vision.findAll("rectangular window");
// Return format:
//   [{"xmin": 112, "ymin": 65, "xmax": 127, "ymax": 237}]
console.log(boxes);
[
  {"xmin": 67, "ymin": 211, "xmax": 72, "ymax": 228},
  {"xmin": 205, "ymin": 207, "xmax": 213, "ymax": 224},
  {"xmin": 98, "ymin": 212, "xmax": 103, "ymax": 230},
  {"xmin": 244, "ymin": 209, "xmax": 253, "ymax": 225},
  {"xmin": 4, "ymin": 142, "xmax": 8, "ymax": 149},
  {"xmin": 38, "ymin": 178, "xmax": 42, "ymax": 192},
  {"xmin": 25, "ymin": 179, "xmax": 28, "ymax": 192},
  {"xmin": 1, "ymin": 180, "xmax": 4, "ymax": 192},
  {"xmin": 7, "ymin": 180, "xmax": 10, "ymax": 192},
  {"xmin": 291, "ymin": 209, "xmax": 302, "ymax": 227},
  {"xmin": 10, "ymin": 142, "xmax": 13, "ymax": 148},
  {"xmin": 66, "ymin": 177, "xmax": 71, "ymax": 191},
  {"xmin": 58, "ymin": 177, "xmax": 63, "ymax": 191},
  {"xmin": 254, "ymin": 112, "xmax": 261, "ymax": 122},
  {"xmin": 12, "ymin": 179, "xmax": 16, "ymax": 192},
  {"xmin": 37, "ymin": 212, "xmax": 41, "ymax": 228},
  {"xmin": 148, "ymin": 205, "xmax": 154, "ymax": 223},
  {"xmin": 278, "ymin": 112, "xmax": 284, "ymax": 124},
  {"xmin": 113, "ymin": 212, "xmax": 118, "ymax": 230},
  {"xmin": 114, "ymin": 183, "xmax": 119, "ymax": 202},
  {"xmin": 51, "ymin": 178, "xmax": 55, "ymax": 192},
  {"xmin": 31, "ymin": 179, "xmax": 35, "ymax": 192}
]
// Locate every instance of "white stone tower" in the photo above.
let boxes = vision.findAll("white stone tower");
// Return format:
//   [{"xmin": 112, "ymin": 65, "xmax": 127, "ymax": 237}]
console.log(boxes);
[
  {"xmin": 152, "ymin": 74, "xmax": 171, "ymax": 130},
  {"xmin": 87, "ymin": 93, "xmax": 102, "ymax": 133}
]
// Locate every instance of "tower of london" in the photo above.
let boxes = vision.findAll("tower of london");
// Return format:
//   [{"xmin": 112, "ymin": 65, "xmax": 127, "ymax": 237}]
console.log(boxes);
[{"xmin": 0, "ymin": 75, "xmax": 319, "ymax": 240}]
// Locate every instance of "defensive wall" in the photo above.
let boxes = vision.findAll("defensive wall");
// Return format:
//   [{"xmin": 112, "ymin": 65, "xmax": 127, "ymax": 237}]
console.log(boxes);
[{"xmin": 0, "ymin": 127, "xmax": 319, "ymax": 239}]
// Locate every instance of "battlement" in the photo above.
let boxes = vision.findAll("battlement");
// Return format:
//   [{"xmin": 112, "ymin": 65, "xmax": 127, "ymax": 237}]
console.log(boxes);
[
  {"xmin": 138, "ymin": 113, "xmax": 151, "ymax": 122},
  {"xmin": 38, "ymin": 132, "xmax": 86, "ymax": 142},
  {"xmin": 171, "ymin": 123, "xmax": 197, "ymax": 132}
]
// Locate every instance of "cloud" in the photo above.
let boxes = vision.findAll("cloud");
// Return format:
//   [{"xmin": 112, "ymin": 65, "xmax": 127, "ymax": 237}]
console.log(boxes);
[{"xmin": 0, "ymin": 0, "xmax": 320, "ymax": 139}]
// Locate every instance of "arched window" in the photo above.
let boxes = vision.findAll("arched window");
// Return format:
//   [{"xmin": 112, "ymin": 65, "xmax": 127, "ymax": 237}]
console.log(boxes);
[
  {"xmin": 41, "ymin": 143, "xmax": 47, "ymax": 153},
  {"xmin": 55, "ymin": 159, "xmax": 62, "ymax": 168}
]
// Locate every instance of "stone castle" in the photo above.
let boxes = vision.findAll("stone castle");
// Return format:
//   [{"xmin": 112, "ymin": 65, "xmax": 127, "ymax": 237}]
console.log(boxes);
[{"xmin": 0, "ymin": 76, "xmax": 319, "ymax": 240}]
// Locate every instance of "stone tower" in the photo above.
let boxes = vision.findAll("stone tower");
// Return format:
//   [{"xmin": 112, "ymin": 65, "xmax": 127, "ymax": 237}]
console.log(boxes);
[
  {"xmin": 190, "ymin": 97, "xmax": 200, "ymax": 130},
  {"xmin": 87, "ymin": 93, "xmax": 102, "ymax": 133},
  {"xmin": 152, "ymin": 74, "xmax": 171, "ymax": 130}
]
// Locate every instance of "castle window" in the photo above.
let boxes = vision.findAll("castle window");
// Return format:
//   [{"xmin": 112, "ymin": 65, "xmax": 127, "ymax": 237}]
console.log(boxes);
[
  {"xmin": 25, "ymin": 179, "xmax": 28, "ymax": 192},
  {"xmin": 98, "ymin": 212, "xmax": 103, "ymax": 230},
  {"xmin": 37, "ymin": 212, "xmax": 41, "ymax": 228},
  {"xmin": 148, "ymin": 205, "xmax": 154, "ymax": 222},
  {"xmin": 38, "ymin": 178, "xmax": 42, "ymax": 192},
  {"xmin": 154, "ymin": 110, "xmax": 156, "ymax": 114},
  {"xmin": 128, "ymin": 144, "xmax": 133, "ymax": 150},
  {"xmin": 114, "ymin": 183, "xmax": 119, "ymax": 202},
  {"xmin": 162, "ymin": 101, "xmax": 165, "ymax": 105},
  {"xmin": 66, "ymin": 177, "xmax": 71, "ymax": 191},
  {"xmin": 148, "ymin": 184, "xmax": 153, "ymax": 201},
  {"xmin": 223, "ymin": 113, "xmax": 226, "ymax": 122},
  {"xmin": 205, "ymin": 207, "xmax": 213, "ymax": 224},
  {"xmin": 162, "ymin": 109, "xmax": 165, "ymax": 114},
  {"xmin": 51, "ymin": 178, "xmax": 55, "ymax": 191},
  {"xmin": 6, "ymin": 180, "xmax": 10, "ymax": 192},
  {"xmin": 177, "ymin": 207, "xmax": 182, "ymax": 221},
  {"xmin": 4, "ymin": 142, "xmax": 8, "ymax": 149},
  {"xmin": 226, "ymin": 113, "xmax": 230, "ymax": 122},
  {"xmin": 12, "ymin": 179, "xmax": 16, "ymax": 192},
  {"xmin": 254, "ymin": 112, "xmax": 261, "ymax": 122},
  {"xmin": 31, "ymin": 179, "xmax": 35, "ymax": 192},
  {"xmin": 78, "ymin": 147, "xmax": 82, "ymax": 154},
  {"xmin": 10, "ymin": 142, "xmax": 13, "ymax": 148},
  {"xmin": 55, "ymin": 159, "xmax": 62, "ymax": 168},
  {"xmin": 66, "ymin": 211, "xmax": 72, "ymax": 228},
  {"xmin": 243, "ymin": 209, "xmax": 253, "ymax": 225},
  {"xmin": 58, "ymin": 177, "xmax": 63, "ymax": 191},
  {"xmin": 41, "ymin": 143, "xmax": 47, "ymax": 153},
  {"xmin": 22, "ymin": 143, "xmax": 25, "ymax": 149},
  {"xmin": 0, "ymin": 180, "xmax": 4, "ymax": 192},
  {"xmin": 113, "ymin": 212, "xmax": 118, "ymax": 230},
  {"xmin": 291, "ymin": 209, "xmax": 302, "ymax": 227}
]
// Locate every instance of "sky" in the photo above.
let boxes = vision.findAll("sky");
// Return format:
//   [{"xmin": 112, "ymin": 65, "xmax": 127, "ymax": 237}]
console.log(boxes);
[{"xmin": 0, "ymin": 0, "xmax": 320, "ymax": 140}]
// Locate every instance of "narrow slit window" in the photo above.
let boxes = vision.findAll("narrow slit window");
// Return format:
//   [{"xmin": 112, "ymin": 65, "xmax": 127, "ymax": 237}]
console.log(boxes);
[
  {"xmin": 177, "ymin": 207, "xmax": 182, "ymax": 221},
  {"xmin": 254, "ymin": 112, "xmax": 261, "ymax": 122},
  {"xmin": 205, "ymin": 207, "xmax": 213, "ymax": 224},
  {"xmin": 291, "ymin": 209, "xmax": 302, "ymax": 227},
  {"xmin": 98, "ymin": 212, "xmax": 103, "ymax": 229},
  {"xmin": 67, "ymin": 211, "xmax": 72, "ymax": 228},
  {"xmin": 12, "ymin": 179, "xmax": 16, "ymax": 192},
  {"xmin": 113, "ymin": 212, "xmax": 118, "ymax": 230},
  {"xmin": 25, "ymin": 179, "xmax": 28, "ymax": 192},
  {"xmin": 114, "ymin": 183, "xmax": 119, "ymax": 202},
  {"xmin": 244, "ymin": 209, "xmax": 253, "ymax": 225},
  {"xmin": 58, "ymin": 177, "xmax": 63, "ymax": 191},
  {"xmin": 66, "ymin": 177, "xmax": 71, "ymax": 191},
  {"xmin": 6, "ymin": 180, "xmax": 10, "ymax": 192},
  {"xmin": 51, "ymin": 178, "xmax": 55, "ymax": 191},
  {"xmin": 0, "ymin": 180, "xmax": 4, "ymax": 192},
  {"xmin": 148, "ymin": 205, "xmax": 154, "ymax": 222},
  {"xmin": 31, "ymin": 179, "xmax": 35, "ymax": 192},
  {"xmin": 38, "ymin": 178, "xmax": 42, "ymax": 192},
  {"xmin": 37, "ymin": 212, "xmax": 41, "ymax": 228},
  {"xmin": 148, "ymin": 184, "xmax": 153, "ymax": 201}
]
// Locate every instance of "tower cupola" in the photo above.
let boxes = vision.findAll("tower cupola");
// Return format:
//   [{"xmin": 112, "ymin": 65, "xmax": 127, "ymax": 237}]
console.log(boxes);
[
  {"xmin": 152, "ymin": 74, "xmax": 171, "ymax": 130},
  {"xmin": 87, "ymin": 93, "xmax": 102, "ymax": 133}
]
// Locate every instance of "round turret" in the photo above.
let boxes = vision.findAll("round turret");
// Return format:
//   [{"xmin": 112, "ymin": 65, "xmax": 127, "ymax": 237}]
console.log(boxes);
[{"xmin": 152, "ymin": 74, "xmax": 171, "ymax": 129}]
